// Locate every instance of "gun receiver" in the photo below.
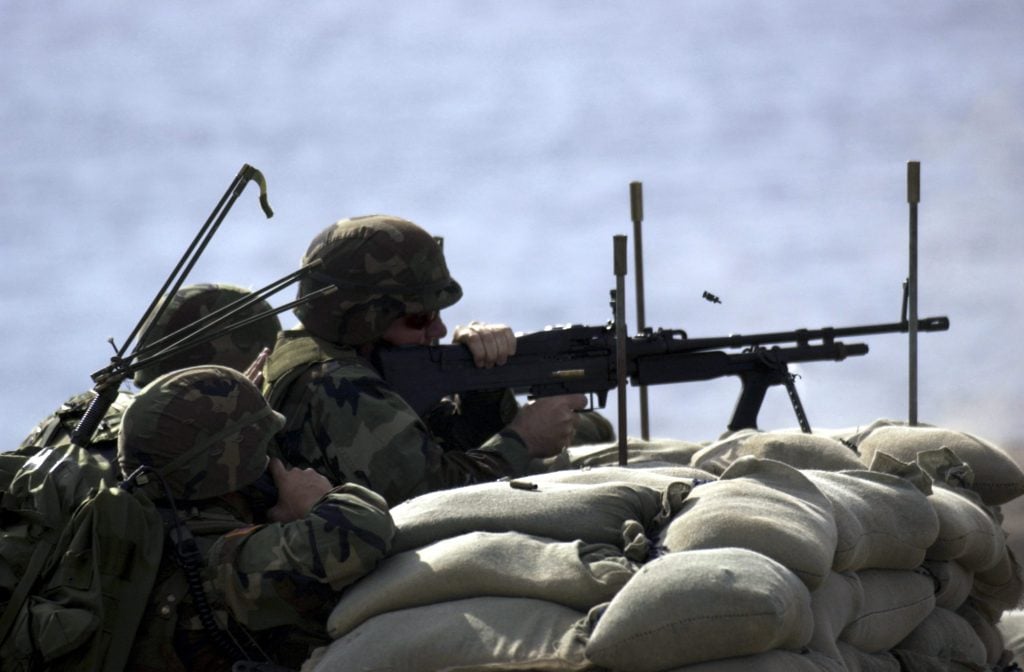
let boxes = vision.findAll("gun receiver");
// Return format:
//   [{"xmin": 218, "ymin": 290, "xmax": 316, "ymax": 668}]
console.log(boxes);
[{"xmin": 373, "ymin": 315, "xmax": 949, "ymax": 432}]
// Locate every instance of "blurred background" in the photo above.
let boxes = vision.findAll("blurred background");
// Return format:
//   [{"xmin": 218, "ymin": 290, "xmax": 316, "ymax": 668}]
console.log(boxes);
[{"xmin": 2, "ymin": 2, "xmax": 1022, "ymax": 461}]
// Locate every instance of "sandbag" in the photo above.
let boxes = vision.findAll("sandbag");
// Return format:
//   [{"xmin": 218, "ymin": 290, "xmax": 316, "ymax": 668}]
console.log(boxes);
[
  {"xmin": 971, "ymin": 547, "xmax": 1024, "ymax": 622},
  {"xmin": 691, "ymin": 430, "xmax": 864, "ymax": 476},
  {"xmin": 307, "ymin": 597, "xmax": 590, "ymax": 672},
  {"xmin": 805, "ymin": 469, "xmax": 938, "ymax": 572},
  {"xmin": 890, "ymin": 648, "xmax": 989, "ymax": 672},
  {"xmin": 565, "ymin": 436, "xmax": 704, "ymax": 468},
  {"xmin": 926, "ymin": 484, "xmax": 1005, "ymax": 571},
  {"xmin": 921, "ymin": 560, "xmax": 974, "ymax": 611},
  {"xmin": 808, "ymin": 571, "xmax": 862, "ymax": 659},
  {"xmin": 585, "ymin": 547, "xmax": 813, "ymax": 672},
  {"xmin": 647, "ymin": 465, "xmax": 719, "ymax": 482},
  {"xmin": 326, "ymin": 531, "xmax": 635, "ymax": 638},
  {"xmin": 957, "ymin": 601, "xmax": 1006, "ymax": 665},
  {"xmin": 389, "ymin": 479, "xmax": 687, "ymax": 555},
  {"xmin": 895, "ymin": 606, "xmax": 988, "ymax": 668},
  {"xmin": 856, "ymin": 424, "xmax": 1024, "ymax": 505},
  {"xmin": 659, "ymin": 457, "xmax": 837, "ymax": 589},
  {"xmin": 838, "ymin": 568, "xmax": 936, "ymax": 653},
  {"xmin": 864, "ymin": 450, "xmax": 935, "ymax": 495},
  {"xmin": 836, "ymin": 642, "xmax": 902, "ymax": 672},
  {"xmin": 662, "ymin": 648, "xmax": 845, "ymax": 671},
  {"xmin": 838, "ymin": 417, "xmax": 907, "ymax": 448},
  {"xmin": 528, "ymin": 465, "xmax": 714, "ymax": 489}
]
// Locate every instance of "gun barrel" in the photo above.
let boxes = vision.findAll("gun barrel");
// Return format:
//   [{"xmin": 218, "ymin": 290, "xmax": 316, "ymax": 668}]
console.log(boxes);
[{"xmin": 671, "ymin": 316, "xmax": 948, "ymax": 352}]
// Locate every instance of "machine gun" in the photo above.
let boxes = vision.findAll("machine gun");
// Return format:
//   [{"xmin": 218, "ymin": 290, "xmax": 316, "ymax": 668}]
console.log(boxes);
[{"xmin": 373, "ymin": 315, "xmax": 949, "ymax": 434}]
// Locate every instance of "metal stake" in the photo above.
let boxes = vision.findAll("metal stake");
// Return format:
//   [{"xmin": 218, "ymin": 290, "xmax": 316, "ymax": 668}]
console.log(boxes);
[
  {"xmin": 907, "ymin": 161, "xmax": 920, "ymax": 426},
  {"xmin": 630, "ymin": 181, "xmax": 651, "ymax": 439},
  {"xmin": 613, "ymin": 235, "xmax": 629, "ymax": 466}
]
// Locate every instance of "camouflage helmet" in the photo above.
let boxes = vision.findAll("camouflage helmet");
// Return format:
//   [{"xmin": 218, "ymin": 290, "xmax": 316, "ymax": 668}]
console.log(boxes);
[
  {"xmin": 117, "ymin": 365, "xmax": 285, "ymax": 500},
  {"xmin": 133, "ymin": 283, "xmax": 282, "ymax": 388},
  {"xmin": 294, "ymin": 215, "xmax": 463, "ymax": 345}
]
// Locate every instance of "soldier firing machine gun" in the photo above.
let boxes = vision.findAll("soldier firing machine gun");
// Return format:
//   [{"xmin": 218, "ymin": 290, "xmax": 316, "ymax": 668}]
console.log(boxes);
[{"xmin": 377, "ymin": 162, "xmax": 947, "ymax": 465}]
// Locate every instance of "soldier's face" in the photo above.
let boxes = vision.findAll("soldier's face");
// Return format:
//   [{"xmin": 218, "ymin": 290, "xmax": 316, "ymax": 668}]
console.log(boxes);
[{"xmin": 380, "ymin": 311, "xmax": 447, "ymax": 346}]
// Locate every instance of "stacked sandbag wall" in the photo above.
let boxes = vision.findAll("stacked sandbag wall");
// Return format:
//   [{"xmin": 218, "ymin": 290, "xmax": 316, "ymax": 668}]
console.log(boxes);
[{"xmin": 304, "ymin": 421, "xmax": 1024, "ymax": 672}]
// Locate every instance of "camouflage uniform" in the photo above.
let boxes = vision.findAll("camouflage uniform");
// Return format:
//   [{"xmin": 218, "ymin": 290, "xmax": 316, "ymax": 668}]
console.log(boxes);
[
  {"xmin": 263, "ymin": 215, "xmax": 534, "ymax": 506},
  {"xmin": 118, "ymin": 365, "xmax": 394, "ymax": 671},
  {"xmin": 15, "ymin": 283, "xmax": 281, "ymax": 458}
]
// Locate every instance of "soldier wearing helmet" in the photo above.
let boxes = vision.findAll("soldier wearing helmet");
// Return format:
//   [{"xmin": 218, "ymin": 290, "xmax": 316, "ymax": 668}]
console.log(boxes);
[
  {"xmin": 118, "ymin": 365, "xmax": 394, "ymax": 671},
  {"xmin": 262, "ymin": 214, "xmax": 588, "ymax": 506},
  {"xmin": 131, "ymin": 282, "xmax": 282, "ymax": 389},
  {"xmin": 16, "ymin": 283, "xmax": 282, "ymax": 459}
]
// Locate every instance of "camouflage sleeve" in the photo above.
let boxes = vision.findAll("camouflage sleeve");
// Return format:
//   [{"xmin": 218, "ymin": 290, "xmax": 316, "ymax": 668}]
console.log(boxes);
[
  {"xmin": 423, "ymin": 388, "xmax": 520, "ymax": 452},
  {"xmin": 277, "ymin": 360, "xmax": 532, "ymax": 506},
  {"xmin": 204, "ymin": 483, "xmax": 394, "ymax": 631}
]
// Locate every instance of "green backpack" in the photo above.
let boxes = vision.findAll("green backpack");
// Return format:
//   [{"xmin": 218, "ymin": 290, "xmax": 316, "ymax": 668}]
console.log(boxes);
[{"xmin": 0, "ymin": 443, "xmax": 164, "ymax": 672}]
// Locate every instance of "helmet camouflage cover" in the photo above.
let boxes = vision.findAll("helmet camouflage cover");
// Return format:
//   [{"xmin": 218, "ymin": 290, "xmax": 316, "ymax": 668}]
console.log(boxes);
[
  {"xmin": 132, "ymin": 283, "xmax": 282, "ymax": 388},
  {"xmin": 294, "ymin": 215, "xmax": 463, "ymax": 345},
  {"xmin": 118, "ymin": 365, "xmax": 285, "ymax": 500}
]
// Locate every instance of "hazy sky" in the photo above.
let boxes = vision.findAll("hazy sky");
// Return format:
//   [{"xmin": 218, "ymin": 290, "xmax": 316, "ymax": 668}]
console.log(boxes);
[{"xmin": 3, "ymin": 1, "xmax": 1023, "ymax": 449}]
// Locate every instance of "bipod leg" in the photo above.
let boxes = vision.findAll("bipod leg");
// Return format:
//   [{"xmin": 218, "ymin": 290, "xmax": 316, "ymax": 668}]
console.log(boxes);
[{"xmin": 780, "ymin": 366, "xmax": 812, "ymax": 433}]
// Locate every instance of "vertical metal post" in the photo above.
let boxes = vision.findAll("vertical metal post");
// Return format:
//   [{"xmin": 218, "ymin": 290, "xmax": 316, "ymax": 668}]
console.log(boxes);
[
  {"xmin": 431, "ymin": 236, "xmax": 444, "ymax": 346},
  {"xmin": 907, "ymin": 161, "xmax": 920, "ymax": 426},
  {"xmin": 630, "ymin": 181, "xmax": 651, "ymax": 440},
  {"xmin": 613, "ymin": 235, "xmax": 630, "ymax": 466}
]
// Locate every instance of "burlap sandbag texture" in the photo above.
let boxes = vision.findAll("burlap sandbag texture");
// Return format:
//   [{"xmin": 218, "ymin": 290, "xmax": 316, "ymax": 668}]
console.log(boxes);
[
  {"xmin": 586, "ymin": 547, "xmax": 814, "ymax": 672},
  {"xmin": 389, "ymin": 479, "xmax": 688, "ymax": 556},
  {"xmin": 303, "ymin": 419, "xmax": 1024, "ymax": 671},
  {"xmin": 659, "ymin": 457, "xmax": 837, "ymax": 590},
  {"xmin": 856, "ymin": 424, "xmax": 1024, "ymax": 505},
  {"xmin": 804, "ymin": 469, "xmax": 938, "ymax": 572},
  {"xmin": 307, "ymin": 597, "xmax": 591, "ymax": 672},
  {"xmin": 691, "ymin": 430, "xmax": 864, "ymax": 476},
  {"xmin": 327, "ymin": 531, "xmax": 635, "ymax": 638}
]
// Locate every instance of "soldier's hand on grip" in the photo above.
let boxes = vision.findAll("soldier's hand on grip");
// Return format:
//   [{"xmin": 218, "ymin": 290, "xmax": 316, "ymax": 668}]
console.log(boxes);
[{"xmin": 506, "ymin": 393, "xmax": 587, "ymax": 458}]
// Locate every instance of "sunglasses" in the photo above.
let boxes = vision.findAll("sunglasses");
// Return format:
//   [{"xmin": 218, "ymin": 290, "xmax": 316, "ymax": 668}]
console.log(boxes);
[{"xmin": 402, "ymin": 310, "xmax": 439, "ymax": 330}]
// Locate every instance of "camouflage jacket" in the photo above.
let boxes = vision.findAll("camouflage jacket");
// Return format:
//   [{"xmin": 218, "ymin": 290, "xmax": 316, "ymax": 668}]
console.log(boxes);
[
  {"xmin": 127, "ymin": 482, "xmax": 394, "ymax": 671},
  {"xmin": 262, "ymin": 329, "xmax": 532, "ymax": 506}
]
